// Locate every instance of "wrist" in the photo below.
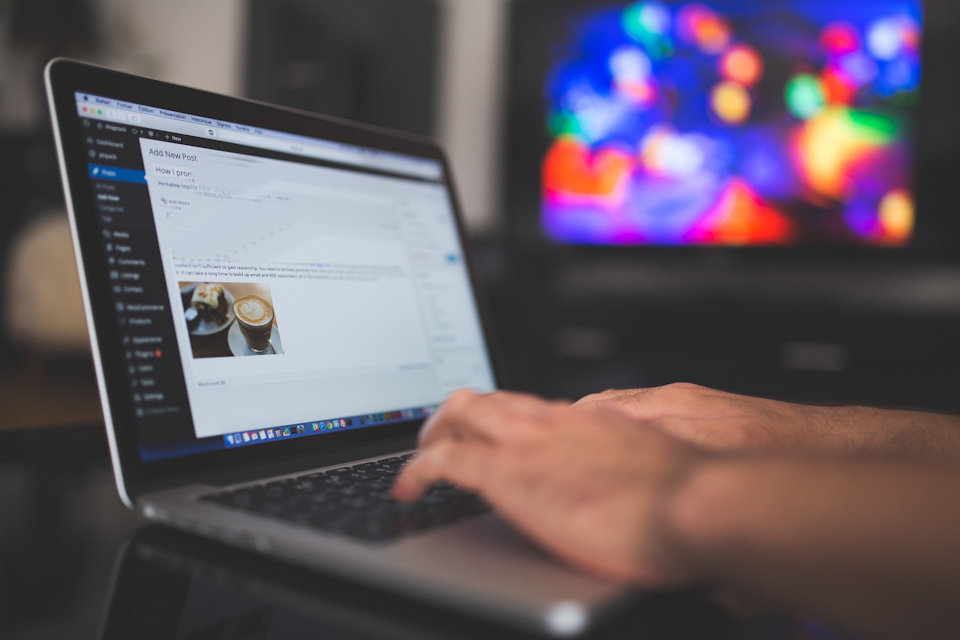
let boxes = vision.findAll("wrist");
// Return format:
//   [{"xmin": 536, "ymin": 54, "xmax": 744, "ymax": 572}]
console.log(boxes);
[
  {"xmin": 801, "ymin": 405, "xmax": 873, "ymax": 457},
  {"xmin": 657, "ymin": 455, "xmax": 768, "ymax": 583},
  {"xmin": 650, "ymin": 454, "xmax": 735, "ymax": 584},
  {"xmin": 794, "ymin": 404, "xmax": 899, "ymax": 458},
  {"xmin": 807, "ymin": 406, "xmax": 960, "ymax": 461}
]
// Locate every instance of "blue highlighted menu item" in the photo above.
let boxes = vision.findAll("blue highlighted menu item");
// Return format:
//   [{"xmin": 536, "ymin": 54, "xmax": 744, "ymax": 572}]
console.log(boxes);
[{"xmin": 88, "ymin": 164, "xmax": 147, "ymax": 184}]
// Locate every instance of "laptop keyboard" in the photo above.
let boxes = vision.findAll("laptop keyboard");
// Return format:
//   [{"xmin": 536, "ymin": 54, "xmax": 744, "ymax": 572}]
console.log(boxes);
[{"xmin": 201, "ymin": 454, "xmax": 490, "ymax": 543}]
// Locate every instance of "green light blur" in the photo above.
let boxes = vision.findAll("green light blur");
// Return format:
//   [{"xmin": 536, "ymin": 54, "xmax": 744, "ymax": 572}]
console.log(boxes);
[
  {"xmin": 622, "ymin": 3, "xmax": 674, "ymax": 59},
  {"xmin": 848, "ymin": 109, "xmax": 898, "ymax": 141},
  {"xmin": 785, "ymin": 75, "xmax": 826, "ymax": 120},
  {"xmin": 548, "ymin": 111, "xmax": 585, "ymax": 137}
]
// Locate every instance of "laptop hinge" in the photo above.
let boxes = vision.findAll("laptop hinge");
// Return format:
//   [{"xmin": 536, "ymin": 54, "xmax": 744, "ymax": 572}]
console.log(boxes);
[{"xmin": 130, "ymin": 436, "xmax": 418, "ymax": 501}]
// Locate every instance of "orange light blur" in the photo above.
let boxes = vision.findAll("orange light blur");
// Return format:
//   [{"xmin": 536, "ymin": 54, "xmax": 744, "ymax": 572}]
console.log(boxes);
[
  {"xmin": 695, "ymin": 17, "xmax": 731, "ymax": 54},
  {"xmin": 821, "ymin": 68, "xmax": 857, "ymax": 105},
  {"xmin": 695, "ymin": 178, "xmax": 795, "ymax": 245},
  {"xmin": 543, "ymin": 137, "xmax": 634, "ymax": 204},
  {"xmin": 679, "ymin": 5, "xmax": 732, "ymax": 54},
  {"xmin": 879, "ymin": 189, "xmax": 914, "ymax": 243},
  {"xmin": 720, "ymin": 45, "xmax": 764, "ymax": 87}
]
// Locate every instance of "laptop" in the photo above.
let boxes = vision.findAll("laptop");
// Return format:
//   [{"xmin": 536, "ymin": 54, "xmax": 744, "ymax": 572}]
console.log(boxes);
[{"xmin": 45, "ymin": 59, "xmax": 633, "ymax": 636}]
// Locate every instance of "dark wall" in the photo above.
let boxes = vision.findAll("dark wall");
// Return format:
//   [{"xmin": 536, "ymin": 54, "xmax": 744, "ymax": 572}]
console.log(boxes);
[
  {"xmin": 0, "ymin": 131, "xmax": 64, "ymax": 359},
  {"xmin": 245, "ymin": 0, "xmax": 441, "ymax": 137}
]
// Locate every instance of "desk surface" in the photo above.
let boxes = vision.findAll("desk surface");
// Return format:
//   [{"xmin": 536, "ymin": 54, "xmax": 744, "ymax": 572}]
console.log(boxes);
[{"xmin": 1, "ymin": 424, "xmax": 856, "ymax": 640}]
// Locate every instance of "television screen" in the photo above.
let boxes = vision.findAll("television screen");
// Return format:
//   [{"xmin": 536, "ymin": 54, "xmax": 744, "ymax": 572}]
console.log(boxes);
[{"xmin": 541, "ymin": 1, "xmax": 923, "ymax": 246}]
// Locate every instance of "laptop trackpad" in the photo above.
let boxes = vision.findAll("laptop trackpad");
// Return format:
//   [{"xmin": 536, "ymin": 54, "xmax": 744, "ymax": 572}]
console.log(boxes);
[{"xmin": 386, "ymin": 513, "xmax": 623, "ymax": 603}]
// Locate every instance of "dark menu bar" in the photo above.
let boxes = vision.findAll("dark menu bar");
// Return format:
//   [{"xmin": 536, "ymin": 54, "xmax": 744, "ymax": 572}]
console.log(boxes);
[{"xmin": 80, "ymin": 116, "xmax": 195, "ymax": 450}]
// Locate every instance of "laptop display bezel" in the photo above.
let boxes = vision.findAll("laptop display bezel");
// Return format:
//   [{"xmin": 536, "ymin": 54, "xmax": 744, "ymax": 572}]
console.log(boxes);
[{"xmin": 46, "ymin": 59, "xmax": 504, "ymax": 501}]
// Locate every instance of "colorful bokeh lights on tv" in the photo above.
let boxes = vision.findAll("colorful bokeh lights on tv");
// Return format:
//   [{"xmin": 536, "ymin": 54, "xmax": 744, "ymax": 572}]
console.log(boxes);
[{"xmin": 543, "ymin": 1, "xmax": 923, "ymax": 246}]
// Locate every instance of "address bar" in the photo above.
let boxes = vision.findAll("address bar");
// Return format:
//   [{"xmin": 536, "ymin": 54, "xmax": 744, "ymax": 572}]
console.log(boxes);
[
  {"xmin": 217, "ymin": 129, "xmax": 441, "ymax": 180},
  {"xmin": 216, "ymin": 128, "xmax": 365, "ymax": 167}
]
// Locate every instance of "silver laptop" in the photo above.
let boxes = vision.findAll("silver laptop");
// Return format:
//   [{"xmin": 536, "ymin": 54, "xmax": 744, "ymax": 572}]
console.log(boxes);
[{"xmin": 46, "ymin": 59, "xmax": 634, "ymax": 636}]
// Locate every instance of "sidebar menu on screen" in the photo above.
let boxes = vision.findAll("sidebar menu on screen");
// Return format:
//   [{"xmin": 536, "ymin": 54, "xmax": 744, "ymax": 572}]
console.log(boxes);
[{"xmin": 80, "ymin": 115, "xmax": 196, "ymax": 457}]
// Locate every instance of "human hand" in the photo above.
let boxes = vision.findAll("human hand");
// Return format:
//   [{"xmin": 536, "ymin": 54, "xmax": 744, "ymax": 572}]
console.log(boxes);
[
  {"xmin": 392, "ymin": 390, "xmax": 706, "ymax": 586},
  {"xmin": 575, "ymin": 383, "xmax": 842, "ymax": 456},
  {"xmin": 576, "ymin": 384, "xmax": 960, "ymax": 463}
]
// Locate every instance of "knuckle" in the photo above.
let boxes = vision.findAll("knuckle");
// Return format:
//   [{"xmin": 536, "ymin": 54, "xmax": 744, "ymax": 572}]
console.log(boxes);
[
  {"xmin": 580, "ymin": 389, "xmax": 619, "ymax": 403},
  {"xmin": 445, "ymin": 389, "xmax": 477, "ymax": 411},
  {"xmin": 662, "ymin": 382, "xmax": 702, "ymax": 396},
  {"xmin": 418, "ymin": 448, "xmax": 449, "ymax": 477}
]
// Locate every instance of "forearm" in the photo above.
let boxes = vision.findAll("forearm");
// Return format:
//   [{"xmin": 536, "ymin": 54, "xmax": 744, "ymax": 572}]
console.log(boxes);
[
  {"xmin": 811, "ymin": 405, "xmax": 960, "ymax": 462},
  {"xmin": 663, "ymin": 456, "xmax": 960, "ymax": 640}
]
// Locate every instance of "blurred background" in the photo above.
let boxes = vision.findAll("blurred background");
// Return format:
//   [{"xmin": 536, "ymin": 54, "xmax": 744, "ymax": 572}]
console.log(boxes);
[{"xmin": 3, "ymin": 0, "xmax": 960, "ymax": 432}]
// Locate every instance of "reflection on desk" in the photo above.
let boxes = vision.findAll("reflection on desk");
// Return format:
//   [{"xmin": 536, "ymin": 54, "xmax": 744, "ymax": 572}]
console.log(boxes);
[{"xmin": 105, "ymin": 526, "xmax": 743, "ymax": 640}]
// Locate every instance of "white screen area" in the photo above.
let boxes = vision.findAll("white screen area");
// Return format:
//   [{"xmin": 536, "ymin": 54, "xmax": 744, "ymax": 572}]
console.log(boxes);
[{"xmin": 139, "ymin": 139, "xmax": 496, "ymax": 439}]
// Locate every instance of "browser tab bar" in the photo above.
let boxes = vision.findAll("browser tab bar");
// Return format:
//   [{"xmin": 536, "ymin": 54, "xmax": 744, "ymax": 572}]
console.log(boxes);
[{"xmin": 74, "ymin": 92, "xmax": 442, "ymax": 181}]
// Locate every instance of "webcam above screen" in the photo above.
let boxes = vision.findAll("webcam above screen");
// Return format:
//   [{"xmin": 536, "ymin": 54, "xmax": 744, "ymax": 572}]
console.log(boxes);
[{"xmin": 520, "ymin": 0, "xmax": 924, "ymax": 248}]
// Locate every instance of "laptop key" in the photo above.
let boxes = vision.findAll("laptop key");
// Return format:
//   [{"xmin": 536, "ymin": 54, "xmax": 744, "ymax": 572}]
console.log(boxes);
[{"xmin": 202, "ymin": 457, "xmax": 489, "ymax": 543}]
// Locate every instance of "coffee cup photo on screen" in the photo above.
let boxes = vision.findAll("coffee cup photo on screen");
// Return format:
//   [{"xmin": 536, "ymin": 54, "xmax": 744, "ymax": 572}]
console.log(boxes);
[{"xmin": 179, "ymin": 282, "xmax": 284, "ymax": 358}]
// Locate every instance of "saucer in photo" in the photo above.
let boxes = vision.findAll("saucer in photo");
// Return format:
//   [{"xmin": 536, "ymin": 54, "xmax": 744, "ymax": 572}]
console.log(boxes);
[{"xmin": 228, "ymin": 322, "xmax": 283, "ymax": 356}]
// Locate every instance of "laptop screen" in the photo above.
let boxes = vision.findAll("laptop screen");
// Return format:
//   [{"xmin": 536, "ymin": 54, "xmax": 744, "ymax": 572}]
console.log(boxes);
[{"xmin": 72, "ymin": 92, "xmax": 496, "ymax": 462}]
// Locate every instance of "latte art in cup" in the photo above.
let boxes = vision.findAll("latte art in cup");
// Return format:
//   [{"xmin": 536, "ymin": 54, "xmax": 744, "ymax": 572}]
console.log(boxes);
[
  {"xmin": 236, "ymin": 297, "xmax": 271, "ymax": 326},
  {"xmin": 233, "ymin": 296, "xmax": 274, "ymax": 352}
]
